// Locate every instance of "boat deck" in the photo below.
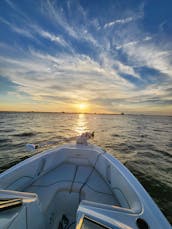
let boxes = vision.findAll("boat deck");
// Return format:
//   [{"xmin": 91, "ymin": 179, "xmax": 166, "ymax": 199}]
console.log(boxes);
[{"xmin": 25, "ymin": 162, "xmax": 120, "ymax": 228}]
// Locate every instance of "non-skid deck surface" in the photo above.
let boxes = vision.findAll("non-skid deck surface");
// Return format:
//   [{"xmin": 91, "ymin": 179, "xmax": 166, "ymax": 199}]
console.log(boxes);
[{"xmin": 25, "ymin": 162, "xmax": 120, "ymax": 227}]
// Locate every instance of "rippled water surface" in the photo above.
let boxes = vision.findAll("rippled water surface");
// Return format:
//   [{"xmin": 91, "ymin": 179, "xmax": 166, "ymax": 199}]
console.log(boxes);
[{"xmin": 0, "ymin": 112, "xmax": 171, "ymax": 223}]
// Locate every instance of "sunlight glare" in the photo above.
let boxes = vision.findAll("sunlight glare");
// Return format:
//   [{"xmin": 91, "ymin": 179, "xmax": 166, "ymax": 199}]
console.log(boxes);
[
  {"xmin": 75, "ymin": 113, "xmax": 88, "ymax": 135},
  {"xmin": 76, "ymin": 103, "xmax": 90, "ymax": 113},
  {"xmin": 79, "ymin": 103, "xmax": 87, "ymax": 110}
]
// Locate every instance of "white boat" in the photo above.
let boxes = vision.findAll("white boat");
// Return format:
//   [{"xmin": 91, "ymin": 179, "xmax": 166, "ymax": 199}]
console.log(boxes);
[{"xmin": 0, "ymin": 143, "xmax": 171, "ymax": 229}]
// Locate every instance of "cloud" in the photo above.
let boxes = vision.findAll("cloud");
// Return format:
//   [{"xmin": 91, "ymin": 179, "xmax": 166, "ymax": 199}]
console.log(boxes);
[
  {"xmin": 42, "ymin": 0, "xmax": 98, "ymax": 47},
  {"xmin": 116, "ymin": 36, "xmax": 152, "ymax": 50},
  {"xmin": 113, "ymin": 61, "xmax": 140, "ymax": 79},
  {"xmin": 0, "ymin": 15, "xmax": 71, "ymax": 50},
  {"xmin": 42, "ymin": 0, "xmax": 79, "ymax": 39},
  {"xmin": 1, "ymin": 45, "xmax": 171, "ymax": 113},
  {"xmin": 123, "ymin": 42, "xmax": 172, "ymax": 78},
  {"xmin": 1, "ymin": 0, "xmax": 97, "ymax": 52},
  {"xmin": 0, "ymin": 17, "xmax": 35, "ymax": 40},
  {"xmin": 143, "ymin": 36, "xmax": 152, "ymax": 41},
  {"xmin": 34, "ymin": 28, "xmax": 70, "ymax": 48},
  {"xmin": 5, "ymin": 0, "xmax": 30, "ymax": 21},
  {"xmin": 12, "ymin": 26, "xmax": 35, "ymax": 39},
  {"xmin": 104, "ymin": 17, "xmax": 135, "ymax": 28},
  {"xmin": 159, "ymin": 20, "xmax": 167, "ymax": 32},
  {"xmin": 116, "ymin": 41, "xmax": 138, "ymax": 50},
  {"xmin": 0, "ymin": 75, "xmax": 20, "ymax": 94},
  {"xmin": 111, "ymin": 14, "xmax": 172, "ymax": 80},
  {"xmin": 0, "ymin": 47, "xmax": 135, "ymax": 106},
  {"xmin": 104, "ymin": 14, "xmax": 143, "ymax": 29}
]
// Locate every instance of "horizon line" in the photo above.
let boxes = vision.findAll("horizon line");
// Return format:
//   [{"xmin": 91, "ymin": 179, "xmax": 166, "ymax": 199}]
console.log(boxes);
[{"xmin": 0, "ymin": 110, "xmax": 171, "ymax": 117}]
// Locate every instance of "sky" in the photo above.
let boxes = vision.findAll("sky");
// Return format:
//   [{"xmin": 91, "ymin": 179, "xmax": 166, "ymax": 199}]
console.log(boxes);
[{"xmin": 0, "ymin": 0, "xmax": 172, "ymax": 115}]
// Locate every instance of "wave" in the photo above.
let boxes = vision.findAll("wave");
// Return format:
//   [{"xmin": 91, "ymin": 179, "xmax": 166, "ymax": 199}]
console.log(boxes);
[
  {"xmin": 167, "ymin": 142, "xmax": 172, "ymax": 147},
  {"xmin": 118, "ymin": 143, "xmax": 136, "ymax": 151},
  {"xmin": 125, "ymin": 161, "xmax": 172, "ymax": 223},
  {"xmin": 155, "ymin": 149, "xmax": 171, "ymax": 157},
  {"xmin": 12, "ymin": 132, "xmax": 37, "ymax": 137},
  {"xmin": 153, "ymin": 129, "xmax": 169, "ymax": 133},
  {"xmin": 140, "ymin": 134, "xmax": 148, "ymax": 138},
  {"xmin": 0, "ymin": 156, "xmax": 30, "ymax": 173},
  {"xmin": 0, "ymin": 138, "xmax": 12, "ymax": 143},
  {"xmin": 111, "ymin": 134, "xmax": 120, "ymax": 137},
  {"xmin": 0, "ymin": 129, "xmax": 15, "ymax": 133}
]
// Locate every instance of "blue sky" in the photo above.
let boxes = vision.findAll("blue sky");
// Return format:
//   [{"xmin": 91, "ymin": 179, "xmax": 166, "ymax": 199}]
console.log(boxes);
[{"xmin": 0, "ymin": 0, "xmax": 172, "ymax": 114}]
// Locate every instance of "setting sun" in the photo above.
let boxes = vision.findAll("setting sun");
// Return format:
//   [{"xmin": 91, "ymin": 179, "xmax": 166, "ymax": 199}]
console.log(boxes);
[
  {"xmin": 75, "ymin": 103, "xmax": 90, "ymax": 113},
  {"xmin": 79, "ymin": 103, "xmax": 87, "ymax": 110}
]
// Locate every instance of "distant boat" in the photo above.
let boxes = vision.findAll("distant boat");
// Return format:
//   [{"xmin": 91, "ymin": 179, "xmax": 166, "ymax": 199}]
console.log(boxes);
[
  {"xmin": 0, "ymin": 142, "xmax": 170, "ymax": 229},
  {"xmin": 121, "ymin": 112, "xmax": 124, "ymax": 115}
]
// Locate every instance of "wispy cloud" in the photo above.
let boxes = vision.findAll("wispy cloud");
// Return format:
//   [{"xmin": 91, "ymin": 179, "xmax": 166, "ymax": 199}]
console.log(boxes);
[
  {"xmin": 0, "ymin": 47, "xmax": 134, "ymax": 105},
  {"xmin": 42, "ymin": 0, "xmax": 98, "ymax": 47},
  {"xmin": 113, "ymin": 61, "xmax": 140, "ymax": 79},
  {"xmin": 123, "ymin": 42, "xmax": 172, "ymax": 77},
  {"xmin": 104, "ymin": 14, "xmax": 143, "ymax": 29},
  {"xmin": 116, "ymin": 36, "xmax": 152, "ymax": 50},
  {"xmin": 1, "ymin": 47, "xmax": 171, "ymax": 114},
  {"xmin": 0, "ymin": 17, "xmax": 35, "ymax": 40},
  {"xmin": 12, "ymin": 26, "xmax": 35, "ymax": 39},
  {"xmin": 0, "ymin": 15, "xmax": 71, "ymax": 49},
  {"xmin": 34, "ymin": 27, "xmax": 70, "ymax": 48},
  {"xmin": 104, "ymin": 17, "xmax": 135, "ymax": 28},
  {"xmin": 43, "ymin": 0, "xmax": 79, "ymax": 39}
]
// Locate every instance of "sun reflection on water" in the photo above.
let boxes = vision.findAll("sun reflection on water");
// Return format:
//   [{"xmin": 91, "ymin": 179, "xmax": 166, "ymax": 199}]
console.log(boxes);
[{"xmin": 75, "ymin": 114, "xmax": 89, "ymax": 135}]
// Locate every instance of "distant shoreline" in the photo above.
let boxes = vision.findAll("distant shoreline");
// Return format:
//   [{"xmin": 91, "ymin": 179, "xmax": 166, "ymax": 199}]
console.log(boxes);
[
  {"xmin": 0, "ymin": 110, "xmax": 120, "ymax": 115},
  {"xmin": 0, "ymin": 111, "xmax": 171, "ymax": 117}
]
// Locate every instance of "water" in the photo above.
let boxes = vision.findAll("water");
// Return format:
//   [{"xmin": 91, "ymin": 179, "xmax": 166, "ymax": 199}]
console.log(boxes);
[{"xmin": 0, "ymin": 112, "xmax": 171, "ymax": 223}]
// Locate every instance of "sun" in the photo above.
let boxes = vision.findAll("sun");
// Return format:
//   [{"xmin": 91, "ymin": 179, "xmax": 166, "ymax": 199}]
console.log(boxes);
[
  {"xmin": 76, "ymin": 103, "xmax": 89, "ymax": 113},
  {"xmin": 79, "ymin": 103, "xmax": 87, "ymax": 110}
]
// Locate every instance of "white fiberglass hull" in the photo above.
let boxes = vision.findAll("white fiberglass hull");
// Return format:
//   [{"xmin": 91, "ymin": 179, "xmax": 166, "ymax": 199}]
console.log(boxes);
[{"xmin": 0, "ymin": 144, "xmax": 171, "ymax": 229}]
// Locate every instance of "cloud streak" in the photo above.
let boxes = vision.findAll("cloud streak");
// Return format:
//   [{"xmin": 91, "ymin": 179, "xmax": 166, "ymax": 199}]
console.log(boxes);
[{"xmin": 104, "ymin": 16, "xmax": 138, "ymax": 28}]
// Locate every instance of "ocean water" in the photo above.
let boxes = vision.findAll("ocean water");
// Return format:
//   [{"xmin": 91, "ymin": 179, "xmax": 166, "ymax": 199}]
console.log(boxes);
[{"xmin": 0, "ymin": 112, "xmax": 171, "ymax": 223}]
